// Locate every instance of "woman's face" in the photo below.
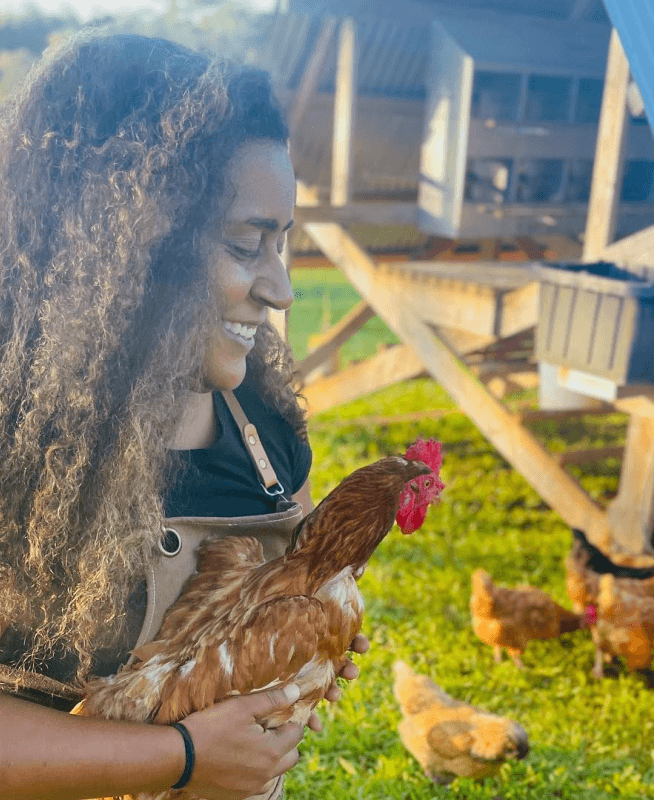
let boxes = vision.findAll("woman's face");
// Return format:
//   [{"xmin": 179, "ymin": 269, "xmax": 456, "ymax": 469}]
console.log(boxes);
[{"xmin": 201, "ymin": 140, "xmax": 295, "ymax": 391}]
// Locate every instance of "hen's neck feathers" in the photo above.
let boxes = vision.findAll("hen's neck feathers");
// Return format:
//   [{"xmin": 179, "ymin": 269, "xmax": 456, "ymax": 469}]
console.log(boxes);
[{"xmin": 286, "ymin": 457, "xmax": 430, "ymax": 585}]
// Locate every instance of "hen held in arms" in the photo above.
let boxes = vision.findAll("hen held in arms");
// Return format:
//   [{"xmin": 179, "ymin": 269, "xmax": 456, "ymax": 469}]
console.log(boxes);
[{"xmin": 72, "ymin": 441, "xmax": 445, "ymax": 800}]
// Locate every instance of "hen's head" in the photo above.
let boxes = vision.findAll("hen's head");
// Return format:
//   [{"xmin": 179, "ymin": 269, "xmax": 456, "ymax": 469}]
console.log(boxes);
[{"xmin": 396, "ymin": 438, "xmax": 445, "ymax": 534}]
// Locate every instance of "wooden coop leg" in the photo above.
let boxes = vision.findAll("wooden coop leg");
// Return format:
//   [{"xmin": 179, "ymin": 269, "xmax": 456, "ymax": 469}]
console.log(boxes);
[
  {"xmin": 582, "ymin": 28, "xmax": 631, "ymax": 262},
  {"xmin": 606, "ymin": 413, "xmax": 654, "ymax": 554},
  {"xmin": 303, "ymin": 221, "xmax": 611, "ymax": 546}
]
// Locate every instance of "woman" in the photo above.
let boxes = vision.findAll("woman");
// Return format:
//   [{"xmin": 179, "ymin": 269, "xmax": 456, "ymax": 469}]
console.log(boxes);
[{"xmin": 0, "ymin": 31, "xmax": 366, "ymax": 800}]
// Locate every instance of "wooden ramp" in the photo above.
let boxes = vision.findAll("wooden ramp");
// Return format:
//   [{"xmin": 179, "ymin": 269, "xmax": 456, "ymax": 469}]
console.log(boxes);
[{"xmin": 299, "ymin": 222, "xmax": 611, "ymax": 546}]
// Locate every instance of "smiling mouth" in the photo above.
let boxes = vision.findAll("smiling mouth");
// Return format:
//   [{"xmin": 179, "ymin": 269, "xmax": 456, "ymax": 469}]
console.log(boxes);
[{"xmin": 223, "ymin": 321, "xmax": 257, "ymax": 344}]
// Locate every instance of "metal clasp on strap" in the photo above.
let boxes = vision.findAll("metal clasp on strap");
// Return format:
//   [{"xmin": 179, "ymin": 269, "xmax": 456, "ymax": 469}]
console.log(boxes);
[{"xmin": 262, "ymin": 480, "xmax": 286, "ymax": 497}]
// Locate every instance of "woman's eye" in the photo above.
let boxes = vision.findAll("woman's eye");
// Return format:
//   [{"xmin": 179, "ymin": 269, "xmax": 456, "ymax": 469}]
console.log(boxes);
[{"xmin": 227, "ymin": 241, "xmax": 261, "ymax": 259}]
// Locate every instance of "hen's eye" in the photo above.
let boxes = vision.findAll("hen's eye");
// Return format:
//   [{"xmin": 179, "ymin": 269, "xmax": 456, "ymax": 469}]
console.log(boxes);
[{"xmin": 424, "ymin": 479, "xmax": 432, "ymax": 488}]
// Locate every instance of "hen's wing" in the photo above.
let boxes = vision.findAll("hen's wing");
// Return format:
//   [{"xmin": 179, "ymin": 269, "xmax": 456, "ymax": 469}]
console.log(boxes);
[{"xmin": 152, "ymin": 593, "xmax": 331, "ymax": 725}]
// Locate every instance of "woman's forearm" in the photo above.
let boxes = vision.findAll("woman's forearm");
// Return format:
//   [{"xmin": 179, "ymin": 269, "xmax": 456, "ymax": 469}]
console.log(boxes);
[{"xmin": 0, "ymin": 694, "xmax": 185, "ymax": 800}]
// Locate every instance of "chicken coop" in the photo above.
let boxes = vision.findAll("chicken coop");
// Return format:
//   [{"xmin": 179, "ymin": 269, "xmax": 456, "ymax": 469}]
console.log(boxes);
[
  {"xmin": 259, "ymin": 0, "xmax": 654, "ymax": 248},
  {"xmin": 252, "ymin": 0, "xmax": 654, "ymax": 558}
]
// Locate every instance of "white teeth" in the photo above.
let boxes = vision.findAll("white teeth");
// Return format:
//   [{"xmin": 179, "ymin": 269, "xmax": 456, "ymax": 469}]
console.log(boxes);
[{"xmin": 224, "ymin": 321, "xmax": 256, "ymax": 340}]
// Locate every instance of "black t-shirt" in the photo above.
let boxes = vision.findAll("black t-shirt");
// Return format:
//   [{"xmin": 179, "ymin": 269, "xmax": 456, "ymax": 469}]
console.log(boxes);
[{"xmin": 164, "ymin": 385, "xmax": 312, "ymax": 516}]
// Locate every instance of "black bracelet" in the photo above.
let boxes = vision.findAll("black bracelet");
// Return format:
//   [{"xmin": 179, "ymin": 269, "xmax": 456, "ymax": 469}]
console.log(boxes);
[{"xmin": 170, "ymin": 721, "xmax": 196, "ymax": 790}]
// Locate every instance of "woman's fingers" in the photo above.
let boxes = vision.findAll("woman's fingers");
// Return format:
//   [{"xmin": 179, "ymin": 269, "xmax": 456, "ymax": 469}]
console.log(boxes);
[{"xmin": 349, "ymin": 634, "xmax": 369, "ymax": 655}]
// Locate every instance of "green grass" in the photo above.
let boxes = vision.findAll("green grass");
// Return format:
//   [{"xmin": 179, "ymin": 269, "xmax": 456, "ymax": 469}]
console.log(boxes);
[
  {"xmin": 284, "ymin": 270, "xmax": 651, "ymax": 799},
  {"xmin": 289, "ymin": 267, "xmax": 400, "ymax": 363}
]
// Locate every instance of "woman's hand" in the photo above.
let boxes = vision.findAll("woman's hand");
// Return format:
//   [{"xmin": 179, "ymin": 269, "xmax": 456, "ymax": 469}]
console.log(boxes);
[
  {"xmin": 182, "ymin": 684, "xmax": 304, "ymax": 800},
  {"xmin": 306, "ymin": 634, "xmax": 370, "ymax": 733}
]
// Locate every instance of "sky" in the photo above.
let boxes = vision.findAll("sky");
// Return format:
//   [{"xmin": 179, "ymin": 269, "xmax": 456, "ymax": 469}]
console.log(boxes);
[{"xmin": 5, "ymin": 0, "xmax": 277, "ymax": 23}]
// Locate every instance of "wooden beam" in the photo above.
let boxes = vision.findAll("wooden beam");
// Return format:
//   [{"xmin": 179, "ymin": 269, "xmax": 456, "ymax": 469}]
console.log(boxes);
[
  {"xmin": 606, "ymin": 413, "xmax": 654, "ymax": 553},
  {"xmin": 556, "ymin": 445, "xmax": 624, "ymax": 466},
  {"xmin": 582, "ymin": 28, "xmax": 631, "ymax": 262},
  {"xmin": 295, "ymin": 301, "xmax": 375, "ymax": 381},
  {"xmin": 295, "ymin": 202, "xmax": 418, "ymax": 227},
  {"xmin": 303, "ymin": 344, "xmax": 425, "ymax": 416},
  {"xmin": 287, "ymin": 18, "xmax": 338, "ymax": 140},
  {"xmin": 331, "ymin": 18, "xmax": 357, "ymax": 207},
  {"xmin": 302, "ymin": 221, "xmax": 610, "ymax": 545},
  {"xmin": 601, "ymin": 222, "xmax": 654, "ymax": 267}
]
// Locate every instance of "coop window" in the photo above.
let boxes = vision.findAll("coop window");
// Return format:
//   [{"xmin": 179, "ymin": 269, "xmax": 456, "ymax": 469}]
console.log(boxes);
[
  {"xmin": 575, "ymin": 78, "xmax": 603, "ymax": 124},
  {"xmin": 464, "ymin": 158, "xmax": 513, "ymax": 203},
  {"xmin": 515, "ymin": 159, "xmax": 565, "ymax": 203},
  {"xmin": 524, "ymin": 75, "xmax": 573, "ymax": 122},
  {"xmin": 565, "ymin": 159, "xmax": 593, "ymax": 202},
  {"xmin": 621, "ymin": 160, "xmax": 654, "ymax": 201},
  {"xmin": 471, "ymin": 71, "xmax": 522, "ymax": 121}
]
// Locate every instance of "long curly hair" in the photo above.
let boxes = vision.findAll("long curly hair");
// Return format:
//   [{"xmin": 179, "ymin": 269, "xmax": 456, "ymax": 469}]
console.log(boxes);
[{"xmin": 0, "ymin": 31, "xmax": 305, "ymax": 680}]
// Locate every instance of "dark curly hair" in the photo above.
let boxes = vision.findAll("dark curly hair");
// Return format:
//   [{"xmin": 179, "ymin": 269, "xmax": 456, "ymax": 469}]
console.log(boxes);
[{"xmin": 0, "ymin": 31, "xmax": 305, "ymax": 679}]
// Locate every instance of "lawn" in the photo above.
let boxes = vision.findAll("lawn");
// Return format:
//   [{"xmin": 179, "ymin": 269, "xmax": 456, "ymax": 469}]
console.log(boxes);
[{"xmin": 284, "ymin": 269, "xmax": 653, "ymax": 799}]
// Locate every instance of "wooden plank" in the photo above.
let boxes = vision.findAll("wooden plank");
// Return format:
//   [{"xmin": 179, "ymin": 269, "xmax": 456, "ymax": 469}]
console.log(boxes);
[
  {"xmin": 295, "ymin": 301, "xmax": 375, "ymax": 381},
  {"xmin": 287, "ymin": 18, "xmax": 338, "ymax": 139},
  {"xmin": 606, "ymin": 413, "xmax": 654, "ymax": 553},
  {"xmin": 331, "ymin": 18, "xmax": 357, "ymax": 207},
  {"xmin": 295, "ymin": 202, "xmax": 418, "ymax": 226},
  {"xmin": 601, "ymin": 223, "xmax": 654, "ymax": 267},
  {"xmin": 613, "ymin": 384, "xmax": 654, "ymax": 418},
  {"xmin": 556, "ymin": 445, "xmax": 624, "ymax": 466},
  {"xmin": 303, "ymin": 344, "xmax": 425, "ymax": 416},
  {"xmin": 303, "ymin": 221, "xmax": 610, "ymax": 545},
  {"xmin": 583, "ymin": 28, "xmax": 631, "ymax": 262}
]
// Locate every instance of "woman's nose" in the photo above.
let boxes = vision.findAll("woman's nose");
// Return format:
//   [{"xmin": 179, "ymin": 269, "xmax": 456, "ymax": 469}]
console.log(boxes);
[{"xmin": 251, "ymin": 252, "xmax": 294, "ymax": 311}]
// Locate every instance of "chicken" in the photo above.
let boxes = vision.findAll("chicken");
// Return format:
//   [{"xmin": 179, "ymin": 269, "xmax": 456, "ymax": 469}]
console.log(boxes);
[
  {"xmin": 471, "ymin": 569, "xmax": 585, "ymax": 668},
  {"xmin": 566, "ymin": 528, "xmax": 654, "ymax": 613},
  {"xmin": 72, "ymin": 445, "xmax": 444, "ymax": 800},
  {"xmin": 587, "ymin": 573, "xmax": 654, "ymax": 679},
  {"xmin": 393, "ymin": 660, "xmax": 529, "ymax": 784}
]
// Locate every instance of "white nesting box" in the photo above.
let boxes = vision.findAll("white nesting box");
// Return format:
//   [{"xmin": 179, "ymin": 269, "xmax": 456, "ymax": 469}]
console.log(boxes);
[{"xmin": 418, "ymin": 13, "xmax": 654, "ymax": 239}]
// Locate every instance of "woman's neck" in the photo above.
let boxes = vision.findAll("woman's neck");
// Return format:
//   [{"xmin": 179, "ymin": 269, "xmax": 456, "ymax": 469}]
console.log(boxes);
[{"xmin": 170, "ymin": 390, "xmax": 218, "ymax": 450}]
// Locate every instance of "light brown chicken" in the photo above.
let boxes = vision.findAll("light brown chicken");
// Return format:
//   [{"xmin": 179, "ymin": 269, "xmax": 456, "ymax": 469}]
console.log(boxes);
[
  {"xmin": 566, "ymin": 528, "xmax": 654, "ymax": 613},
  {"xmin": 393, "ymin": 660, "xmax": 529, "ymax": 784},
  {"xmin": 72, "ymin": 449, "xmax": 444, "ymax": 800},
  {"xmin": 589, "ymin": 573, "xmax": 654, "ymax": 679},
  {"xmin": 471, "ymin": 569, "xmax": 585, "ymax": 668}
]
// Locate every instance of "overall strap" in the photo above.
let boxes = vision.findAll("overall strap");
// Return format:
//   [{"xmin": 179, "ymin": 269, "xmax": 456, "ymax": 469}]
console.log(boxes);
[{"xmin": 220, "ymin": 390, "xmax": 285, "ymax": 497}]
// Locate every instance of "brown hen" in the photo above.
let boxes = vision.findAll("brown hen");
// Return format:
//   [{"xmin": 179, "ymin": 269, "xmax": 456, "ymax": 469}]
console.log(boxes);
[
  {"xmin": 566, "ymin": 529, "xmax": 654, "ymax": 613},
  {"xmin": 589, "ymin": 573, "xmax": 654, "ymax": 678},
  {"xmin": 471, "ymin": 569, "xmax": 585, "ymax": 668},
  {"xmin": 73, "ymin": 454, "xmax": 440, "ymax": 800},
  {"xmin": 393, "ymin": 661, "xmax": 529, "ymax": 784}
]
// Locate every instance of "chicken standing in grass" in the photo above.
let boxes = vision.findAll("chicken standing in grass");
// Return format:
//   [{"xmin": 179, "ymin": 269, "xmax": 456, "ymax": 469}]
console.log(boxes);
[
  {"xmin": 566, "ymin": 528, "xmax": 654, "ymax": 613},
  {"xmin": 393, "ymin": 660, "xmax": 529, "ymax": 784},
  {"xmin": 73, "ymin": 440, "xmax": 444, "ymax": 800},
  {"xmin": 471, "ymin": 569, "xmax": 586, "ymax": 668},
  {"xmin": 587, "ymin": 573, "xmax": 654, "ymax": 678}
]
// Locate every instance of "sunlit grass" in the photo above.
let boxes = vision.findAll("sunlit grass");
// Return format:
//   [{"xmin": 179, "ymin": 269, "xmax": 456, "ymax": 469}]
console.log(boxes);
[{"xmin": 285, "ymin": 269, "xmax": 649, "ymax": 797}]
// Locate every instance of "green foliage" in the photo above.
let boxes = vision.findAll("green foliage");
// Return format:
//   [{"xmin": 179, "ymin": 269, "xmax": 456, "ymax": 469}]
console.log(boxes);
[
  {"xmin": 284, "ymin": 368, "xmax": 652, "ymax": 799},
  {"xmin": 289, "ymin": 268, "xmax": 400, "ymax": 362}
]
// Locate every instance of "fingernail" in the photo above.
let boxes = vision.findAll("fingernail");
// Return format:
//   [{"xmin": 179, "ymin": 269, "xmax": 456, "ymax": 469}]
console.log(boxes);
[{"xmin": 283, "ymin": 683, "xmax": 300, "ymax": 703}]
